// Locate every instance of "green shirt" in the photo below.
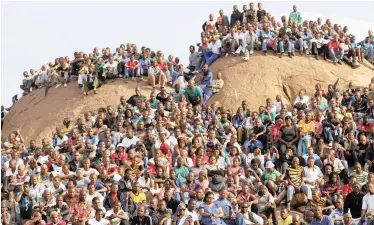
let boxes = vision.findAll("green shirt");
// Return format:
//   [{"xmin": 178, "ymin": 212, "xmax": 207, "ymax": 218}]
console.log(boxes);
[
  {"xmin": 184, "ymin": 87, "xmax": 202, "ymax": 105},
  {"xmin": 289, "ymin": 11, "xmax": 302, "ymax": 25},
  {"xmin": 147, "ymin": 99, "xmax": 160, "ymax": 109},
  {"xmin": 263, "ymin": 170, "xmax": 281, "ymax": 184}
]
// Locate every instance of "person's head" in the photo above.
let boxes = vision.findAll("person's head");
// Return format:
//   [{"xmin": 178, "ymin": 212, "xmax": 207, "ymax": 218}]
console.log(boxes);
[
  {"xmin": 158, "ymin": 200, "xmax": 167, "ymax": 211},
  {"xmin": 188, "ymin": 199, "xmax": 197, "ymax": 211},
  {"xmin": 314, "ymin": 206, "xmax": 323, "ymax": 220},
  {"xmin": 137, "ymin": 204, "xmax": 145, "ymax": 217},
  {"xmin": 50, "ymin": 211, "xmax": 59, "ymax": 223},
  {"xmin": 113, "ymin": 200, "xmax": 122, "ymax": 213},
  {"xmin": 204, "ymin": 191, "xmax": 215, "ymax": 204},
  {"xmin": 196, "ymin": 187, "xmax": 204, "ymax": 200},
  {"xmin": 304, "ymin": 210, "xmax": 314, "ymax": 223},
  {"xmin": 292, "ymin": 214, "xmax": 301, "ymax": 225},
  {"xmin": 312, "ymin": 189, "xmax": 321, "ymax": 201},
  {"xmin": 258, "ymin": 185, "xmax": 267, "ymax": 195},
  {"xmin": 355, "ymin": 162, "xmax": 363, "ymax": 173},
  {"xmin": 177, "ymin": 202, "xmax": 187, "ymax": 216},
  {"xmin": 368, "ymin": 183, "xmax": 374, "ymax": 194},
  {"xmin": 111, "ymin": 182, "xmax": 119, "ymax": 193},
  {"xmin": 291, "ymin": 156, "xmax": 299, "ymax": 168},
  {"xmin": 164, "ymin": 190, "xmax": 173, "ymax": 201},
  {"xmin": 280, "ymin": 207, "xmax": 289, "ymax": 219},
  {"xmin": 335, "ymin": 197, "xmax": 343, "ymax": 209},
  {"xmin": 95, "ymin": 208, "xmax": 104, "ymax": 221},
  {"xmin": 258, "ymin": 2, "xmax": 262, "ymax": 9},
  {"xmin": 293, "ymin": 5, "xmax": 297, "ymax": 12},
  {"xmin": 219, "ymin": 188, "xmax": 228, "ymax": 200}
]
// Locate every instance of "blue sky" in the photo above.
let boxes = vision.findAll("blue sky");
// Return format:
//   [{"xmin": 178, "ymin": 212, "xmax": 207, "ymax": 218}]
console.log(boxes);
[{"xmin": 1, "ymin": 1, "xmax": 373, "ymax": 107}]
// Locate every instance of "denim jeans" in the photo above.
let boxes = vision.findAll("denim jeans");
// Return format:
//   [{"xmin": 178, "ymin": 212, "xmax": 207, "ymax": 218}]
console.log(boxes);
[
  {"xmin": 125, "ymin": 67, "xmax": 140, "ymax": 78},
  {"xmin": 329, "ymin": 49, "xmax": 344, "ymax": 62},
  {"xmin": 298, "ymin": 135, "xmax": 312, "ymax": 156},
  {"xmin": 294, "ymin": 38, "xmax": 304, "ymax": 51},
  {"xmin": 323, "ymin": 127, "xmax": 342, "ymax": 143},
  {"xmin": 203, "ymin": 50, "xmax": 220, "ymax": 66},
  {"xmin": 262, "ymin": 39, "xmax": 277, "ymax": 52}
]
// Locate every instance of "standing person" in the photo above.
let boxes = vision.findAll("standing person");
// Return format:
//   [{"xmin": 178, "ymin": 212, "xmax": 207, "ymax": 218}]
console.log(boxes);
[
  {"xmin": 202, "ymin": 14, "xmax": 216, "ymax": 32},
  {"xmin": 230, "ymin": 5, "xmax": 242, "ymax": 28},
  {"xmin": 289, "ymin": 5, "xmax": 302, "ymax": 25},
  {"xmin": 216, "ymin": 10, "xmax": 230, "ymax": 33},
  {"xmin": 247, "ymin": 2, "xmax": 257, "ymax": 24},
  {"xmin": 256, "ymin": 2, "xmax": 266, "ymax": 22}
]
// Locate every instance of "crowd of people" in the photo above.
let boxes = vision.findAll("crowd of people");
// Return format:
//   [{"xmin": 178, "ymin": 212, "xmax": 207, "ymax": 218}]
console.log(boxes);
[
  {"xmin": 200, "ymin": 3, "xmax": 374, "ymax": 66},
  {"xmin": 2, "ymin": 2, "xmax": 374, "ymax": 225}
]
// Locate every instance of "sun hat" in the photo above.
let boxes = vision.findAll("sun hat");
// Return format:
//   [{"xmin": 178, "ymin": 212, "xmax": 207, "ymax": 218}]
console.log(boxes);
[{"xmin": 265, "ymin": 161, "xmax": 275, "ymax": 169}]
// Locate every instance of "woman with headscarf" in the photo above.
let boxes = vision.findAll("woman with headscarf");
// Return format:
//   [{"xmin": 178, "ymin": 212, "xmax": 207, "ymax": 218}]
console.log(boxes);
[{"xmin": 172, "ymin": 203, "xmax": 193, "ymax": 225}]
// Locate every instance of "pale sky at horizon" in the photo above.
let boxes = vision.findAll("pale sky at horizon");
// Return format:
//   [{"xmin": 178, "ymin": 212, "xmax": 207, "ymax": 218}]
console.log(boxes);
[{"xmin": 1, "ymin": 1, "xmax": 374, "ymax": 107}]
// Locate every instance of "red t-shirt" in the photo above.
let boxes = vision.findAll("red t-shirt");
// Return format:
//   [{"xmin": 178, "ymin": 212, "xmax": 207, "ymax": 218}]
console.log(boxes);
[
  {"xmin": 156, "ymin": 61, "xmax": 168, "ymax": 72},
  {"xmin": 358, "ymin": 123, "xmax": 373, "ymax": 132},
  {"xmin": 112, "ymin": 152, "xmax": 127, "ymax": 162},
  {"xmin": 126, "ymin": 60, "xmax": 139, "ymax": 70},
  {"xmin": 271, "ymin": 125, "xmax": 281, "ymax": 142},
  {"xmin": 97, "ymin": 164, "xmax": 118, "ymax": 174},
  {"xmin": 328, "ymin": 41, "xmax": 340, "ymax": 51}
]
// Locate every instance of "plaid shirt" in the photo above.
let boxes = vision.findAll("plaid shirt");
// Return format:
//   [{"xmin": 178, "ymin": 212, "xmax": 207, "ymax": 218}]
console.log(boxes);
[{"xmin": 69, "ymin": 201, "xmax": 91, "ymax": 221}]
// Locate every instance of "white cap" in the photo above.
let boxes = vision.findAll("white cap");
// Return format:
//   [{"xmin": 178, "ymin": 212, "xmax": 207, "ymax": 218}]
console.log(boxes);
[
  {"xmin": 265, "ymin": 161, "xmax": 275, "ymax": 169},
  {"xmin": 116, "ymin": 143, "xmax": 125, "ymax": 149}
]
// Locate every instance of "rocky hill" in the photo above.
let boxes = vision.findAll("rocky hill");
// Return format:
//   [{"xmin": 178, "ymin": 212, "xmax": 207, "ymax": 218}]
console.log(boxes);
[{"xmin": 3, "ymin": 54, "xmax": 374, "ymax": 143}]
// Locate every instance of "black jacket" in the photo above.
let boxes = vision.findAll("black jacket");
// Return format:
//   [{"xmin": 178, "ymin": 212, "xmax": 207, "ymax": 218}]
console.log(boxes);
[
  {"xmin": 230, "ymin": 11, "xmax": 242, "ymax": 27},
  {"xmin": 131, "ymin": 215, "xmax": 152, "ymax": 225},
  {"xmin": 103, "ymin": 192, "xmax": 128, "ymax": 211},
  {"xmin": 344, "ymin": 192, "xmax": 364, "ymax": 218},
  {"xmin": 165, "ymin": 197, "xmax": 180, "ymax": 214}
]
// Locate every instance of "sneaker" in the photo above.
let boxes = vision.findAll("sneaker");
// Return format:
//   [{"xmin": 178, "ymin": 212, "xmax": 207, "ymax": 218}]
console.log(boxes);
[
  {"xmin": 291, "ymin": 52, "xmax": 295, "ymax": 56},
  {"xmin": 299, "ymin": 51, "xmax": 303, "ymax": 55},
  {"xmin": 55, "ymin": 84, "xmax": 61, "ymax": 88},
  {"xmin": 280, "ymin": 53, "xmax": 283, "ymax": 58},
  {"xmin": 324, "ymin": 55, "xmax": 327, "ymax": 60},
  {"xmin": 249, "ymin": 50, "xmax": 254, "ymax": 55},
  {"xmin": 315, "ymin": 55, "xmax": 319, "ymax": 60},
  {"xmin": 63, "ymin": 83, "xmax": 67, "ymax": 88},
  {"xmin": 333, "ymin": 61, "xmax": 337, "ymax": 65},
  {"xmin": 337, "ymin": 60, "xmax": 342, "ymax": 65},
  {"xmin": 242, "ymin": 57, "xmax": 249, "ymax": 61},
  {"xmin": 119, "ymin": 75, "xmax": 123, "ymax": 78},
  {"xmin": 288, "ymin": 52, "xmax": 292, "ymax": 58}
]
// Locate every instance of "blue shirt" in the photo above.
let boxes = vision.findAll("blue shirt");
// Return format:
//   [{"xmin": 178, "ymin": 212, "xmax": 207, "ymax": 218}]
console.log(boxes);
[
  {"xmin": 201, "ymin": 71, "xmax": 213, "ymax": 86},
  {"xmin": 215, "ymin": 199, "xmax": 233, "ymax": 216},
  {"xmin": 244, "ymin": 140, "xmax": 264, "ymax": 153},
  {"xmin": 138, "ymin": 58, "xmax": 151, "ymax": 70},
  {"xmin": 311, "ymin": 215, "xmax": 333, "ymax": 225},
  {"xmin": 199, "ymin": 203, "xmax": 225, "ymax": 225}
]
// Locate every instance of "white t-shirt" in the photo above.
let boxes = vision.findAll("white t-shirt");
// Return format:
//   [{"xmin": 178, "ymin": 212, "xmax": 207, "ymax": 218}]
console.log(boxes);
[
  {"xmin": 104, "ymin": 209, "xmax": 128, "ymax": 225},
  {"xmin": 210, "ymin": 39, "xmax": 222, "ymax": 55},
  {"xmin": 82, "ymin": 168, "xmax": 100, "ymax": 177},
  {"xmin": 294, "ymin": 96, "xmax": 310, "ymax": 105},
  {"xmin": 362, "ymin": 193, "xmax": 374, "ymax": 212},
  {"xmin": 121, "ymin": 136, "xmax": 140, "ymax": 148},
  {"xmin": 304, "ymin": 166, "xmax": 323, "ymax": 188},
  {"xmin": 86, "ymin": 192, "xmax": 104, "ymax": 206},
  {"xmin": 88, "ymin": 218, "xmax": 110, "ymax": 225}
]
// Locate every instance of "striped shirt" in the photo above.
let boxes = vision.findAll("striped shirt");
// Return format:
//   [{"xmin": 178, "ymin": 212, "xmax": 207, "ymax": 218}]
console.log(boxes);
[
  {"xmin": 350, "ymin": 171, "xmax": 368, "ymax": 186},
  {"xmin": 286, "ymin": 165, "xmax": 304, "ymax": 185}
]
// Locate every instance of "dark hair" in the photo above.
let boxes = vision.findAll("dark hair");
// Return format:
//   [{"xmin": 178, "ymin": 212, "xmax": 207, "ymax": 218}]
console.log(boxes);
[{"xmin": 204, "ymin": 191, "xmax": 214, "ymax": 202}]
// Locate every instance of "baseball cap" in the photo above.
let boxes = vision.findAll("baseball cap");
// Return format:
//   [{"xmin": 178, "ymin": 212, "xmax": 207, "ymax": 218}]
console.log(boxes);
[{"xmin": 265, "ymin": 161, "xmax": 275, "ymax": 169}]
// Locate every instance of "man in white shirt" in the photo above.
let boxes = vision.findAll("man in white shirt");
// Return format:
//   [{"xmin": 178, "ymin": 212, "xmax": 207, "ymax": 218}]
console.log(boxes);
[
  {"xmin": 223, "ymin": 27, "xmax": 239, "ymax": 56},
  {"xmin": 104, "ymin": 200, "xmax": 129, "ymax": 225},
  {"xmin": 121, "ymin": 128, "xmax": 140, "ymax": 148},
  {"xmin": 88, "ymin": 208, "xmax": 110, "ymax": 225},
  {"xmin": 203, "ymin": 36, "xmax": 222, "ymax": 66},
  {"xmin": 293, "ymin": 89, "xmax": 310, "ymax": 107},
  {"xmin": 361, "ymin": 183, "xmax": 374, "ymax": 225},
  {"xmin": 103, "ymin": 56, "xmax": 119, "ymax": 80}
]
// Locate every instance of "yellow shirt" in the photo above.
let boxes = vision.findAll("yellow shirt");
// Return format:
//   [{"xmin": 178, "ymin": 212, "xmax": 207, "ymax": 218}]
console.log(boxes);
[
  {"xmin": 298, "ymin": 120, "xmax": 315, "ymax": 135},
  {"xmin": 133, "ymin": 192, "xmax": 146, "ymax": 203},
  {"xmin": 278, "ymin": 215, "xmax": 292, "ymax": 225}
]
